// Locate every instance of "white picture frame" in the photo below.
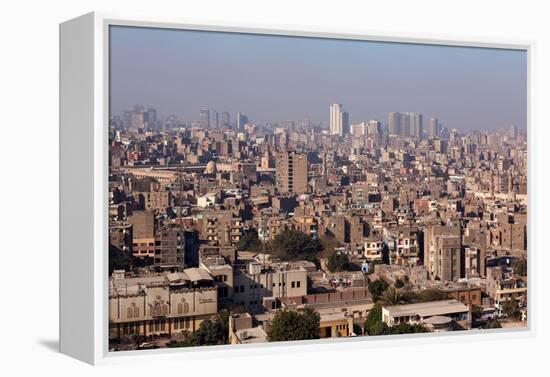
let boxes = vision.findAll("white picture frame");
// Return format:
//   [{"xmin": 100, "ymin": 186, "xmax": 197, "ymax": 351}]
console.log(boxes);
[{"xmin": 59, "ymin": 11, "xmax": 536, "ymax": 365}]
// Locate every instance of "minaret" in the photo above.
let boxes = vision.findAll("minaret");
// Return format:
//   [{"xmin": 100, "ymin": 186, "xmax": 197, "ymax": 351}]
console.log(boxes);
[
  {"xmin": 508, "ymin": 169, "xmax": 516, "ymax": 201},
  {"xmin": 490, "ymin": 172, "xmax": 495, "ymax": 198}
]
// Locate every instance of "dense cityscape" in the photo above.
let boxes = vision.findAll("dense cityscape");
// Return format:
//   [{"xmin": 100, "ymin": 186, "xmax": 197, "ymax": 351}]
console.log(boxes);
[{"xmin": 107, "ymin": 103, "xmax": 527, "ymax": 351}]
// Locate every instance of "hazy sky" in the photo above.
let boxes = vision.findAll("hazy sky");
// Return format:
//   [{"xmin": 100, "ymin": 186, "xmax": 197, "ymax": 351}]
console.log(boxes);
[{"xmin": 109, "ymin": 25, "xmax": 527, "ymax": 131}]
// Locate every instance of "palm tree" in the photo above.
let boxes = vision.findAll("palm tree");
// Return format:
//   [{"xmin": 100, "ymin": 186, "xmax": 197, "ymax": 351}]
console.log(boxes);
[{"xmin": 380, "ymin": 286, "xmax": 403, "ymax": 305}]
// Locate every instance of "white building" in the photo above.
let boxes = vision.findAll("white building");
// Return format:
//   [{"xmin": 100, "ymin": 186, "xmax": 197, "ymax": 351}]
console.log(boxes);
[{"xmin": 329, "ymin": 103, "xmax": 349, "ymax": 136}]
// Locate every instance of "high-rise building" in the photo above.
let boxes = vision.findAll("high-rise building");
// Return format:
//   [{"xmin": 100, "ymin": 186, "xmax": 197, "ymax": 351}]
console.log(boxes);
[
  {"xmin": 237, "ymin": 112, "xmax": 248, "ymax": 131},
  {"xmin": 199, "ymin": 109, "xmax": 210, "ymax": 128},
  {"xmin": 123, "ymin": 110, "xmax": 133, "ymax": 129},
  {"xmin": 145, "ymin": 107, "xmax": 157, "ymax": 124},
  {"xmin": 330, "ymin": 103, "xmax": 341, "ymax": 135},
  {"xmin": 428, "ymin": 117, "xmax": 439, "ymax": 138},
  {"xmin": 388, "ymin": 112, "xmax": 401, "ymax": 136},
  {"xmin": 367, "ymin": 120, "xmax": 381, "ymax": 135},
  {"xmin": 212, "ymin": 111, "xmax": 219, "ymax": 129},
  {"xmin": 301, "ymin": 115, "xmax": 310, "ymax": 131},
  {"xmin": 220, "ymin": 112, "xmax": 230, "ymax": 128},
  {"xmin": 510, "ymin": 124, "xmax": 518, "ymax": 139},
  {"xmin": 329, "ymin": 103, "xmax": 349, "ymax": 137},
  {"xmin": 276, "ymin": 151, "xmax": 308, "ymax": 194},
  {"xmin": 131, "ymin": 105, "xmax": 145, "ymax": 131},
  {"xmin": 388, "ymin": 112, "xmax": 422, "ymax": 138},
  {"xmin": 411, "ymin": 113, "xmax": 423, "ymax": 138},
  {"xmin": 350, "ymin": 122, "xmax": 367, "ymax": 136}
]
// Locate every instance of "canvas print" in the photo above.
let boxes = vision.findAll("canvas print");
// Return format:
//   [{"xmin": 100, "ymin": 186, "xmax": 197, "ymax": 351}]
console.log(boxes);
[{"xmin": 107, "ymin": 25, "xmax": 528, "ymax": 352}]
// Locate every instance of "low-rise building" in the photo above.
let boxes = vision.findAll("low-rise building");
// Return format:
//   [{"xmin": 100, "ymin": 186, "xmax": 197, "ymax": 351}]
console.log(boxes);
[
  {"xmin": 382, "ymin": 299, "xmax": 470, "ymax": 330},
  {"xmin": 108, "ymin": 269, "xmax": 217, "ymax": 341}
]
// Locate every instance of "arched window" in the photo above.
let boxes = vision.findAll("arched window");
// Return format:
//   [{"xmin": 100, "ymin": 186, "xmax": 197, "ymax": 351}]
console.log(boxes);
[
  {"xmin": 177, "ymin": 303, "xmax": 183, "ymax": 314},
  {"xmin": 133, "ymin": 307, "xmax": 139, "ymax": 318},
  {"xmin": 153, "ymin": 304, "xmax": 161, "ymax": 316},
  {"xmin": 183, "ymin": 303, "xmax": 190, "ymax": 313},
  {"xmin": 161, "ymin": 304, "xmax": 168, "ymax": 316},
  {"xmin": 127, "ymin": 307, "xmax": 133, "ymax": 319}
]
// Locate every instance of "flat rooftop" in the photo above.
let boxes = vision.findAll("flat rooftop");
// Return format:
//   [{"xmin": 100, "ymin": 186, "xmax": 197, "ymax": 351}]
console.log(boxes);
[
  {"xmin": 235, "ymin": 326, "xmax": 268, "ymax": 344},
  {"xmin": 383, "ymin": 300, "xmax": 469, "ymax": 318}
]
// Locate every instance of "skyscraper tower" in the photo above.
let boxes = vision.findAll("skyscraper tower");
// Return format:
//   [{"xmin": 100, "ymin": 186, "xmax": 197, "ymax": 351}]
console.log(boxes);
[
  {"xmin": 329, "ymin": 103, "xmax": 349, "ymax": 137},
  {"xmin": 428, "ymin": 118, "xmax": 439, "ymax": 138},
  {"xmin": 220, "ymin": 112, "xmax": 230, "ymax": 129},
  {"xmin": 237, "ymin": 112, "xmax": 248, "ymax": 131},
  {"xmin": 199, "ymin": 109, "xmax": 210, "ymax": 128},
  {"xmin": 388, "ymin": 112, "xmax": 422, "ymax": 138},
  {"xmin": 510, "ymin": 124, "xmax": 518, "ymax": 140},
  {"xmin": 388, "ymin": 112, "xmax": 401, "ymax": 136},
  {"xmin": 212, "ymin": 111, "xmax": 219, "ymax": 129}
]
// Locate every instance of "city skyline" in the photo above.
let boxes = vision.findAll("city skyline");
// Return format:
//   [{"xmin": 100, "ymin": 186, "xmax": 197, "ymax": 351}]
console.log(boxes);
[{"xmin": 110, "ymin": 26, "xmax": 527, "ymax": 131}]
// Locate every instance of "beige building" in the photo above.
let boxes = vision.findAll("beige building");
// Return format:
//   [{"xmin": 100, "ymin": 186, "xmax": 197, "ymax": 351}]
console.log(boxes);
[
  {"xmin": 486, "ymin": 266, "xmax": 527, "ymax": 312},
  {"xmin": 109, "ymin": 269, "xmax": 218, "ymax": 341},
  {"xmin": 276, "ymin": 151, "xmax": 308, "ymax": 194},
  {"xmin": 424, "ymin": 223, "xmax": 462, "ymax": 281},
  {"xmin": 382, "ymin": 299, "xmax": 470, "ymax": 330},
  {"xmin": 233, "ymin": 261, "xmax": 308, "ymax": 309},
  {"xmin": 128, "ymin": 210, "xmax": 155, "ymax": 258},
  {"xmin": 228, "ymin": 313, "xmax": 268, "ymax": 344},
  {"xmin": 319, "ymin": 311, "xmax": 354, "ymax": 338}
]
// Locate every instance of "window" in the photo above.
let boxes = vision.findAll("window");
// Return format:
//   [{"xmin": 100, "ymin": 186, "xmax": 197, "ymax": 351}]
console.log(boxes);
[
  {"xmin": 133, "ymin": 307, "xmax": 139, "ymax": 318},
  {"xmin": 177, "ymin": 303, "xmax": 183, "ymax": 314},
  {"xmin": 291, "ymin": 282, "xmax": 296, "ymax": 288},
  {"xmin": 297, "ymin": 281, "xmax": 301, "ymax": 288},
  {"xmin": 127, "ymin": 307, "xmax": 133, "ymax": 319}
]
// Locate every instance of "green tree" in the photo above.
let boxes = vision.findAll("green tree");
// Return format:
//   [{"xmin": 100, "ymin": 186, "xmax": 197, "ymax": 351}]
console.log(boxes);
[
  {"xmin": 502, "ymin": 299, "xmax": 522, "ymax": 321},
  {"xmin": 170, "ymin": 310, "xmax": 231, "ymax": 347},
  {"xmin": 368, "ymin": 279, "xmax": 389, "ymax": 302},
  {"xmin": 364, "ymin": 303, "xmax": 384, "ymax": 335},
  {"xmin": 414, "ymin": 288, "xmax": 449, "ymax": 302},
  {"xmin": 471, "ymin": 305, "xmax": 483, "ymax": 320},
  {"xmin": 327, "ymin": 252, "xmax": 349, "ymax": 272},
  {"xmin": 238, "ymin": 229, "xmax": 262, "ymax": 251},
  {"xmin": 386, "ymin": 323, "xmax": 430, "ymax": 335},
  {"xmin": 481, "ymin": 319, "xmax": 502, "ymax": 329},
  {"xmin": 271, "ymin": 229, "xmax": 322, "ymax": 262},
  {"xmin": 380, "ymin": 286, "xmax": 403, "ymax": 306},
  {"xmin": 267, "ymin": 308, "xmax": 320, "ymax": 342},
  {"xmin": 109, "ymin": 245, "xmax": 153, "ymax": 273},
  {"xmin": 364, "ymin": 304, "xmax": 430, "ymax": 336}
]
